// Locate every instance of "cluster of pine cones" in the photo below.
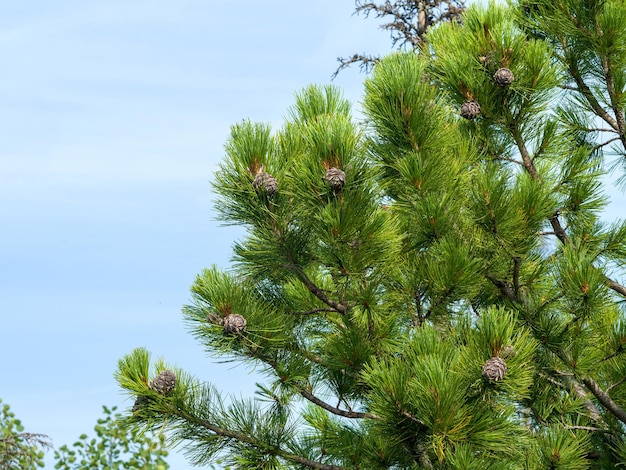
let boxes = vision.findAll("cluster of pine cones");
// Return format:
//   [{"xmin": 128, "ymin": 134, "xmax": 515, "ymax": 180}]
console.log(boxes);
[{"xmin": 460, "ymin": 66, "xmax": 515, "ymax": 120}]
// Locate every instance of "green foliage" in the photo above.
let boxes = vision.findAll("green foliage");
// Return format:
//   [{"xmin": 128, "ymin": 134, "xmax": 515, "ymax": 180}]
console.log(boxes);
[
  {"xmin": 116, "ymin": 1, "xmax": 626, "ymax": 468},
  {"xmin": 53, "ymin": 405, "xmax": 169, "ymax": 470},
  {"xmin": 0, "ymin": 399, "xmax": 49, "ymax": 470}
]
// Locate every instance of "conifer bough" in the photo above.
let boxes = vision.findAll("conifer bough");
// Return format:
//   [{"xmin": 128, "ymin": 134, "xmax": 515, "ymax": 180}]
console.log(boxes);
[{"xmin": 117, "ymin": 1, "xmax": 626, "ymax": 467}]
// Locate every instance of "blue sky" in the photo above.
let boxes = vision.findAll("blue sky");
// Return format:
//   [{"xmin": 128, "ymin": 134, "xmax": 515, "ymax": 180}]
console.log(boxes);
[{"xmin": 0, "ymin": 1, "xmax": 392, "ymax": 468}]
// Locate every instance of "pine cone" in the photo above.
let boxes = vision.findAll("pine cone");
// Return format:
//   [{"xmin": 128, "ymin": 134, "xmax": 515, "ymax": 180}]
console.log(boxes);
[
  {"xmin": 223, "ymin": 313, "xmax": 247, "ymax": 335},
  {"xmin": 325, "ymin": 167, "xmax": 345, "ymax": 191},
  {"xmin": 132, "ymin": 395, "xmax": 148, "ymax": 413},
  {"xmin": 207, "ymin": 312, "xmax": 224, "ymax": 325},
  {"xmin": 482, "ymin": 357, "xmax": 507, "ymax": 382},
  {"xmin": 493, "ymin": 67, "xmax": 515, "ymax": 87},
  {"xmin": 252, "ymin": 171, "xmax": 278, "ymax": 195},
  {"xmin": 479, "ymin": 55, "xmax": 491, "ymax": 67},
  {"xmin": 150, "ymin": 370, "xmax": 176, "ymax": 395},
  {"xmin": 460, "ymin": 100, "xmax": 481, "ymax": 120}
]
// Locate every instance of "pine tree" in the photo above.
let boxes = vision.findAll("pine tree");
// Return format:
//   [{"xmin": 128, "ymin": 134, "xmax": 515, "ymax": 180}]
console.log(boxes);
[{"xmin": 116, "ymin": 1, "xmax": 626, "ymax": 467}]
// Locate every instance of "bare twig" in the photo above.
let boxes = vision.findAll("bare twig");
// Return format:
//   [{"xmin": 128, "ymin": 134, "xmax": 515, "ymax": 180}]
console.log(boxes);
[
  {"xmin": 607, "ymin": 375, "xmax": 626, "ymax": 393},
  {"xmin": 332, "ymin": 54, "xmax": 380, "ymax": 79},
  {"xmin": 590, "ymin": 136, "xmax": 622, "ymax": 153},
  {"xmin": 334, "ymin": 0, "xmax": 465, "ymax": 77}
]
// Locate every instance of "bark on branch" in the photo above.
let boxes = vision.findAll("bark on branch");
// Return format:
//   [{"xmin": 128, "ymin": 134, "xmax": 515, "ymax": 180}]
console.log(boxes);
[
  {"xmin": 168, "ymin": 404, "xmax": 347, "ymax": 470},
  {"xmin": 485, "ymin": 273, "xmax": 519, "ymax": 303},
  {"xmin": 582, "ymin": 377, "xmax": 626, "ymax": 425},
  {"xmin": 296, "ymin": 270, "xmax": 348, "ymax": 314},
  {"xmin": 300, "ymin": 389, "xmax": 380, "ymax": 420},
  {"xmin": 510, "ymin": 122, "xmax": 626, "ymax": 300}
]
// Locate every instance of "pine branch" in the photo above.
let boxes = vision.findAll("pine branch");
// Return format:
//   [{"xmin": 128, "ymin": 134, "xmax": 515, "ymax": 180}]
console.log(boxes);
[
  {"xmin": 548, "ymin": 213, "xmax": 569, "ymax": 244},
  {"xmin": 402, "ymin": 104, "xmax": 420, "ymax": 152},
  {"xmin": 295, "ymin": 269, "xmax": 348, "ymax": 314},
  {"xmin": 606, "ymin": 277, "xmax": 626, "ymax": 298},
  {"xmin": 560, "ymin": 38, "xmax": 620, "ymax": 131},
  {"xmin": 584, "ymin": 127, "xmax": 620, "ymax": 134},
  {"xmin": 582, "ymin": 377, "xmax": 626, "ymax": 425},
  {"xmin": 295, "ymin": 348, "xmax": 325, "ymax": 365},
  {"xmin": 268, "ymin": 221, "xmax": 349, "ymax": 313},
  {"xmin": 299, "ymin": 389, "xmax": 380, "ymax": 420},
  {"xmin": 390, "ymin": 395, "xmax": 432, "ymax": 468},
  {"xmin": 165, "ymin": 403, "xmax": 347, "ymax": 470},
  {"xmin": 540, "ymin": 369, "xmax": 602, "ymax": 423},
  {"xmin": 557, "ymin": 372, "xmax": 603, "ymax": 424},
  {"xmin": 509, "ymin": 120, "xmax": 571, "ymax": 245},
  {"xmin": 356, "ymin": 1, "xmax": 424, "ymax": 43},
  {"xmin": 512, "ymin": 256, "xmax": 521, "ymax": 299},
  {"xmin": 551, "ymin": 6, "xmax": 620, "ymax": 135},
  {"xmin": 563, "ymin": 425, "xmax": 614, "ymax": 433},
  {"xmin": 607, "ymin": 375, "xmax": 626, "ymax": 393},
  {"xmin": 590, "ymin": 136, "xmax": 622, "ymax": 153},
  {"xmin": 334, "ymin": 0, "xmax": 464, "ymax": 77},
  {"xmin": 413, "ymin": 290, "xmax": 426, "ymax": 326},
  {"xmin": 598, "ymin": 39, "xmax": 626, "ymax": 150},
  {"xmin": 283, "ymin": 249, "xmax": 347, "ymax": 313},
  {"xmin": 538, "ymin": 371, "xmax": 566, "ymax": 389},
  {"xmin": 510, "ymin": 122, "xmax": 626, "ymax": 299},
  {"xmin": 510, "ymin": 122, "xmax": 540, "ymax": 180},
  {"xmin": 494, "ymin": 154, "xmax": 524, "ymax": 166},
  {"xmin": 255, "ymin": 347, "xmax": 375, "ymax": 420},
  {"xmin": 550, "ymin": 364, "xmax": 620, "ymax": 428},
  {"xmin": 288, "ymin": 308, "xmax": 338, "ymax": 316},
  {"xmin": 485, "ymin": 273, "xmax": 519, "ymax": 303},
  {"xmin": 380, "ymin": 19, "xmax": 423, "ymax": 48},
  {"xmin": 391, "ymin": 396, "xmax": 426, "ymax": 428},
  {"xmin": 425, "ymin": 285, "xmax": 457, "ymax": 319},
  {"xmin": 414, "ymin": 441, "xmax": 434, "ymax": 469},
  {"xmin": 601, "ymin": 346, "xmax": 624, "ymax": 364}
]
